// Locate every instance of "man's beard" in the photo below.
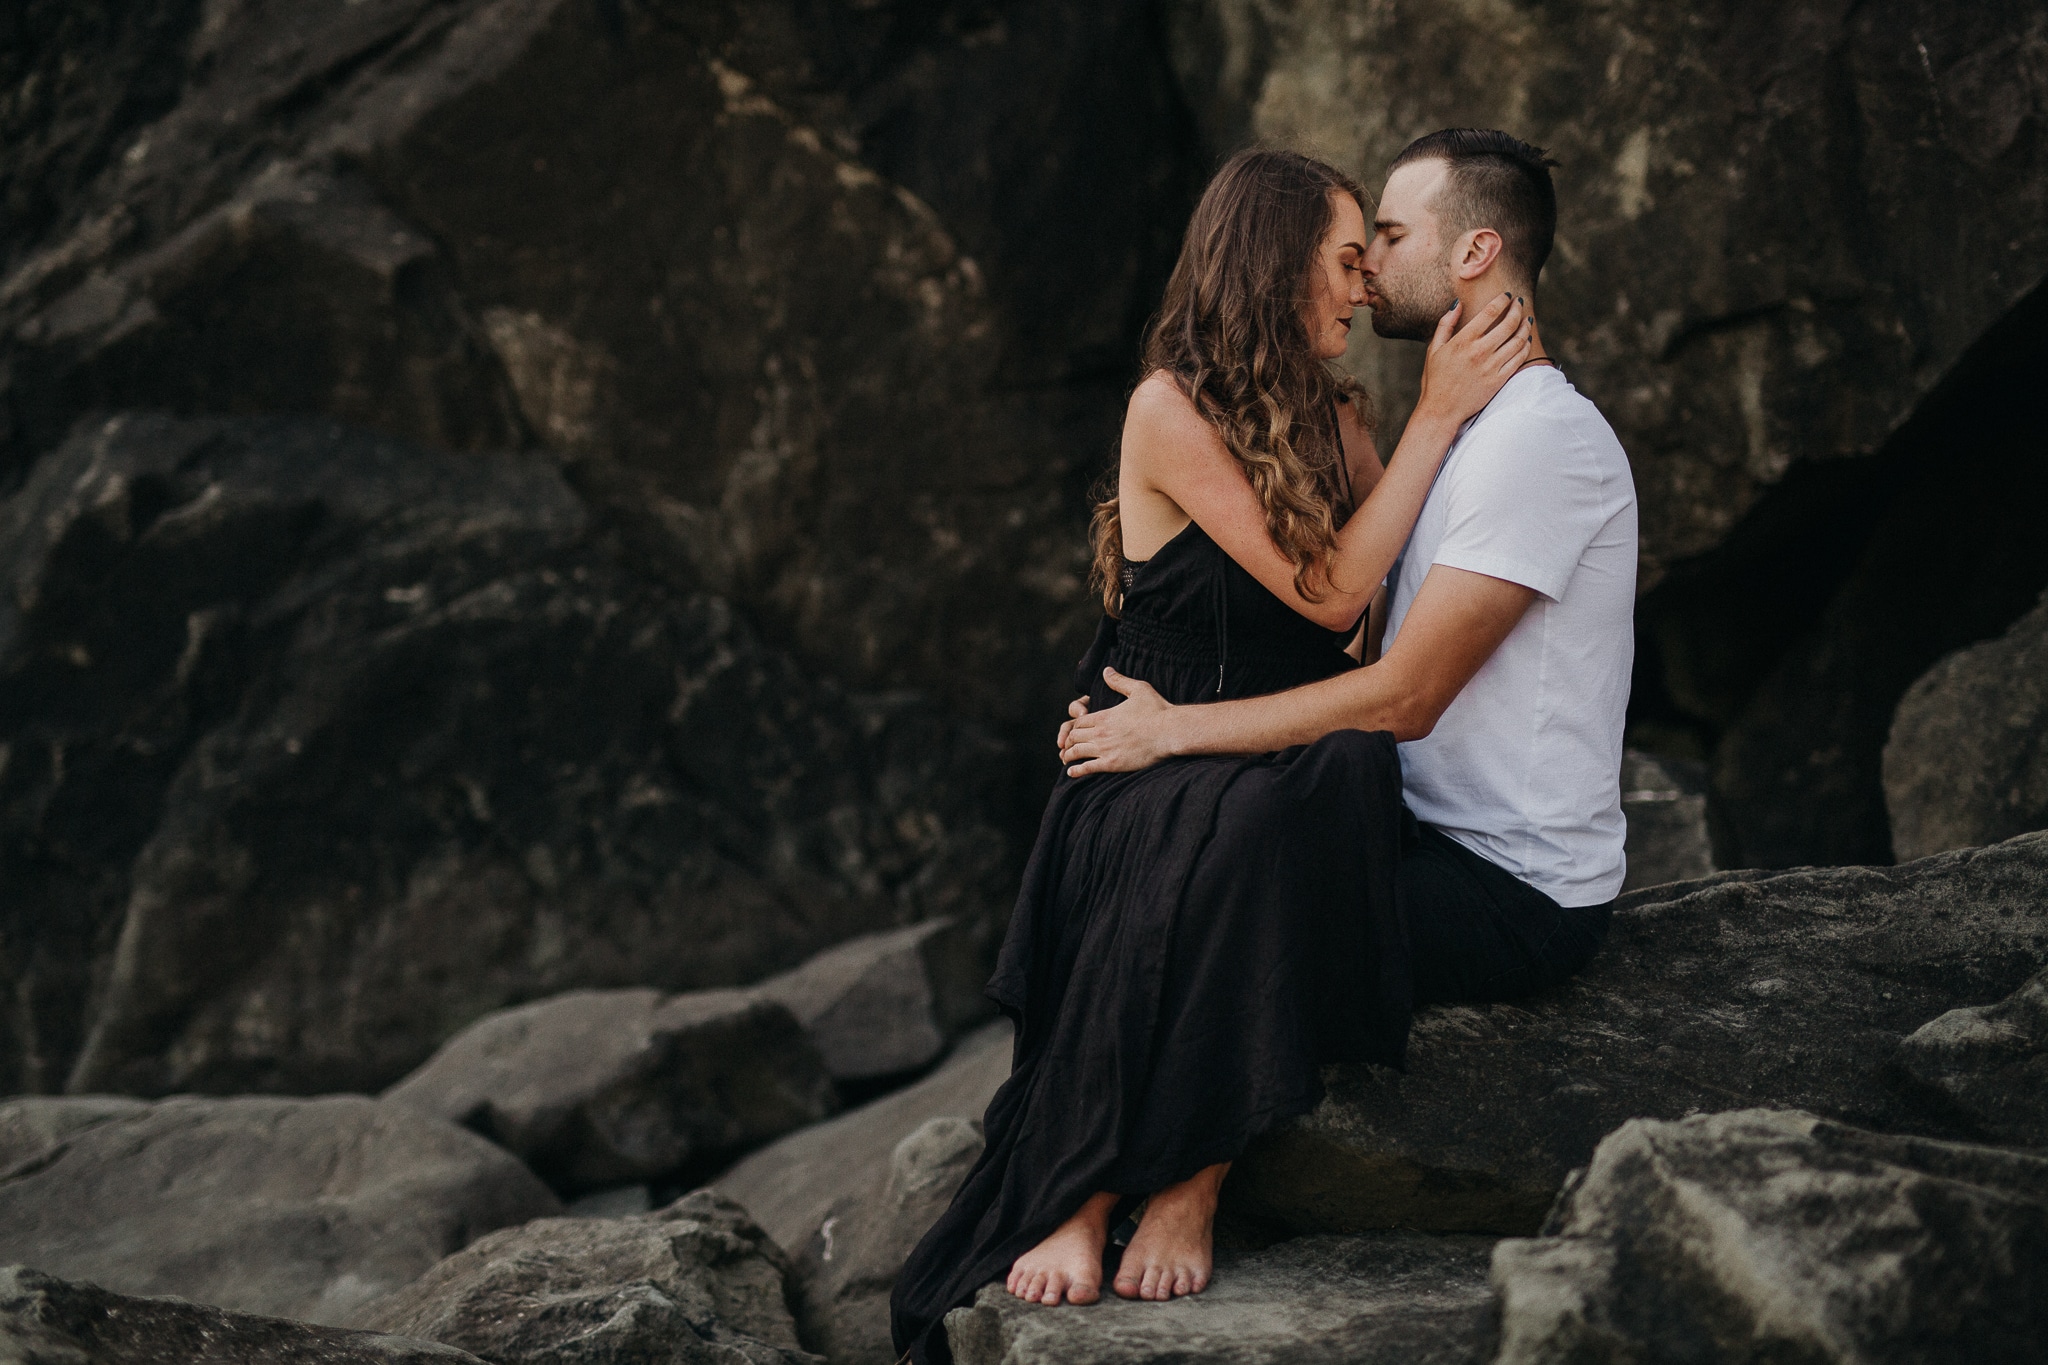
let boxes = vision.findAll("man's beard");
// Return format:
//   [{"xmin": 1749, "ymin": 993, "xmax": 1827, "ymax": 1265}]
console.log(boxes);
[{"xmin": 1367, "ymin": 268, "xmax": 1457, "ymax": 341}]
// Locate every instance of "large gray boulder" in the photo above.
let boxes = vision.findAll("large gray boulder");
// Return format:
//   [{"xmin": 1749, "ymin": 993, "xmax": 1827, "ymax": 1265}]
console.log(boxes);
[
  {"xmin": 0, "ymin": 1094, "xmax": 560, "ymax": 1326},
  {"xmin": 1896, "ymin": 965, "xmax": 2048, "ymax": 1146},
  {"xmin": 1491, "ymin": 1109, "xmax": 2048, "ymax": 1365},
  {"xmin": 1885, "ymin": 589, "xmax": 2048, "ymax": 861},
  {"xmin": 789, "ymin": 1116, "xmax": 988, "ymax": 1365},
  {"xmin": 0, "ymin": 1264, "xmax": 484, "ymax": 1365},
  {"xmin": 1228, "ymin": 831, "xmax": 2048, "ymax": 1237},
  {"xmin": 0, "ymin": 412, "xmax": 1010, "ymax": 1097},
  {"xmin": 0, "ymin": 1096, "xmax": 148, "ymax": 1167},
  {"xmin": 716, "ymin": 1020, "xmax": 1013, "ymax": 1256},
  {"xmin": 944, "ymin": 1233, "xmax": 1497, "ymax": 1365},
  {"xmin": 1619, "ymin": 750, "xmax": 1715, "ymax": 892},
  {"xmin": 352, "ymin": 1189, "xmax": 819, "ymax": 1365},
  {"xmin": 755, "ymin": 919, "xmax": 996, "ymax": 1084},
  {"xmin": 717, "ymin": 1020, "xmax": 1012, "ymax": 1360},
  {"xmin": 382, "ymin": 988, "xmax": 838, "ymax": 1196}
]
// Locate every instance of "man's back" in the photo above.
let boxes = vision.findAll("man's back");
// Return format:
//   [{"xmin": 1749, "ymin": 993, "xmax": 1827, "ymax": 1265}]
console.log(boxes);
[{"xmin": 1384, "ymin": 364, "xmax": 1637, "ymax": 907}]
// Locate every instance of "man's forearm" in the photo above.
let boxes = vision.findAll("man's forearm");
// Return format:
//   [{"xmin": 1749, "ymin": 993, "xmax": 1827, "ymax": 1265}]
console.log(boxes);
[{"xmin": 1165, "ymin": 663, "xmax": 1419, "ymax": 756}]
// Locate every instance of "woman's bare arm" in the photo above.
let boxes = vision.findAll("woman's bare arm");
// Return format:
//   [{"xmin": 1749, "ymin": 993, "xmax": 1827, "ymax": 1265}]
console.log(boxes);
[{"xmin": 1121, "ymin": 293, "xmax": 1530, "ymax": 631}]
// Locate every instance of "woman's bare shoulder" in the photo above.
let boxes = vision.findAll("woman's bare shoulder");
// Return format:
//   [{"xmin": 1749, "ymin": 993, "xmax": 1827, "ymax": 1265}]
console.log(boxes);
[{"xmin": 1125, "ymin": 370, "xmax": 1215, "ymax": 447}]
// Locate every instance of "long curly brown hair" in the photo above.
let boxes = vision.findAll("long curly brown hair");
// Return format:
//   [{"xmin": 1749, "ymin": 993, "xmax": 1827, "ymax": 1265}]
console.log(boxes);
[{"xmin": 1092, "ymin": 149, "xmax": 1372, "ymax": 615}]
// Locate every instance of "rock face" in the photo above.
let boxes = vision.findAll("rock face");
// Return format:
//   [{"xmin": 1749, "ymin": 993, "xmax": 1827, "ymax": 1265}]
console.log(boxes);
[
  {"xmin": 1619, "ymin": 750, "xmax": 1714, "ymax": 892},
  {"xmin": 1491, "ymin": 1109, "xmax": 2048, "ymax": 1365},
  {"xmin": 0, "ymin": 1264, "xmax": 485, "ymax": 1365},
  {"xmin": 1885, "ymin": 589, "xmax": 2048, "ymax": 861},
  {"xmin": 0, "ymin": 1093, "xmax": 560, "ymax": 1327},
  {"xmin": 0, "ymin": 0, "xmax": 1198, "ymax": 728},
  {"xmin": 755, "ymin": 919, "xmax": 996, "ymax": 1084},
  {"xmin": 944, "ymin": 1234, "xmax": 1498, "ymax": 1365},
  {"xmin": 790, "ymin": 1116, "xmax": 988, "ymax": 1364},
  {"xmin": 717, "ymin": 1020, "xmax": 1012, "ymax": 1359},
  {"xmin": 1896, "ymin": 966, "xmax": 2048, "ymax": 1146},
  {"xmin": 354, "ymin": 1190, "xmax": 820, "ymax": 1364},
  {"xmin": 1227, "ymin": 831, "xmax": 2048, "ymax": 1237},
  {"xmin": 383, "ymin": 989, "xmax": 837, "ymax": 1197},
  {"xmin": 716, "ymin": 1020, "xmax": 1013, "ymax": 1257},
  {"xmin": 0, "ymin": 413, "xmax": 1011, "ymax": 1097}
]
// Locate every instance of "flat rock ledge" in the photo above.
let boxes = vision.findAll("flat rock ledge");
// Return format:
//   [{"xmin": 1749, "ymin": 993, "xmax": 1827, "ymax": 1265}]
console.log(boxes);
[
  {"xmin": 1230, "ymin": 832, "xmax": 2048, "ymax": 1236},
  {"xmin": 1491, "ymin": 1108, "xmax": 2048, "ymax": 1365},
  {"xmin": 0, "ymin": 1264, "xmax": 482, "ymax": 1364},
  {"xmin": 944, "ymin": 1234, "xmax": 1497, "ymax": 1365},
  {"xmin": 0, "ymin": 1094, "xmax": 559, "ymax": 1326}
]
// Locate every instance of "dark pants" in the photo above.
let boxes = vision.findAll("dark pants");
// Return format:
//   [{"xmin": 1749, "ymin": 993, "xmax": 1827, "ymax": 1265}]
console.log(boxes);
[{"xmin": 1398, "ymin": 821, "xmax": 1612, "ymax": 1005}]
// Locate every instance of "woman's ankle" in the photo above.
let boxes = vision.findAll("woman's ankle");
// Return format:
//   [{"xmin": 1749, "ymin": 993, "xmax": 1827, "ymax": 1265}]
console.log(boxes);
[{"xmin": 1065, "ymin": 1190, "xmax": 1120, "ymax": 1235}]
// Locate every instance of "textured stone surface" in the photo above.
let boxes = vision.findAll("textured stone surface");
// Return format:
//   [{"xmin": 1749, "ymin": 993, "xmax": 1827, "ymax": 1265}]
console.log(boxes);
[
  {"xmin": 1896, "ymin": 965, "xmax": 2048, "ymax": 1146},
  {"xmin": 1491, "ymin": 1109, "xmax": 2048, "ymax": 1365},
  {"xmin": 1886, "ymin": 589, "xmax": 2048, "ymax": 861},
  {"xmin": 0, "ymin": 1096, "xmax": 147, "ymax": 1169},
  {"xmin": 383, "ymin": 989, "xmax": 837, "ymax": 1197},
  {"xmin": 352, "ymin": 1189, "xmax": 819, "ymax": 1365},
  {"xmin": 1228, "ymin": 832, "xmax": 2048, "ymax": 1237},
  {"xmin": 1619, "ymin": 750, "xmax": 1714, "ymax": 892},
  {"xmin": 0, "ymin": 413, "xmax": 1009, "ymax": 1097},
  {"xmin": 0, "ymin": 1094, "xmax": 560, "ymax": 1326},
  {"xmin": 716, "ymin": 1020, "xmax": 1013, "ymax": 1258},
  {"xmin": 0, "ymin": 1264, "xmax": 484, "ymax": 1365},
  {"xmin": 755, "ymin": 919, "xmax": 995, "ymax": 1084},
  {"xmin": 945, "ymin": 1234, "xmax": 1497, "ymax": 1365},
  {"xmin": 0, "ymin": 0, "xmax": 1198, "ymax": 730},
  {"xmin": 789, "ymin": 1116, "xmax": 987, "ymax": 1365}
]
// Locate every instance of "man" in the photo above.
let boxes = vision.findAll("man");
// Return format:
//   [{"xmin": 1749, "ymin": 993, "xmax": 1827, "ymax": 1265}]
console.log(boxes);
[{"xmin": 1059, "ymin": 128, "xmax": 1636, "ymax": 1000}]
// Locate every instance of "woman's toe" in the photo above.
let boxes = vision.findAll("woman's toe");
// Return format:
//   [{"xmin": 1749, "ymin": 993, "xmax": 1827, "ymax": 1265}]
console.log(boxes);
[{"xmin": 1173, "ymin": 1267, "xmax": 1193, "ymax": 1297}]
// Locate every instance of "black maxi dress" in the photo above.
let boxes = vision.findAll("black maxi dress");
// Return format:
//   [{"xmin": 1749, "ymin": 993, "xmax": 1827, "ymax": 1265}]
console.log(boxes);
[{"xmin": 890, "ymin": 519, "xmax": 1413, "ymax": 1365}]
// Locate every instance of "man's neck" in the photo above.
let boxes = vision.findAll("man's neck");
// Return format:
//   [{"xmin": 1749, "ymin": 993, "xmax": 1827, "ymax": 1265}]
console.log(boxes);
[{"xmin": 1454, "ymin": 275, "xmax": 1549, "ymax": 366}]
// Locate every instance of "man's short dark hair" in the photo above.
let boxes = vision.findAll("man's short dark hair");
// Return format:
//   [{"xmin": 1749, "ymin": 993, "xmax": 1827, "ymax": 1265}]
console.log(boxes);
[{"xmin": 1388, "ymin": 129, "xmax": 1559, "ymax": 284}]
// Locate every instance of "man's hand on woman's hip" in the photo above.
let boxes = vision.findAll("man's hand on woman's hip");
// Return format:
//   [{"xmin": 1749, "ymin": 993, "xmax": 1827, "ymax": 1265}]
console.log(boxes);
[{"xmin": 1056, "ymin": 668, "xmax": 1178, "ymax": 776}]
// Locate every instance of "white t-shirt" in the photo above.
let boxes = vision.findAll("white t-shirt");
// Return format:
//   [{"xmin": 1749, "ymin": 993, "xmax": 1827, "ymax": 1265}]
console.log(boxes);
[{"xmin": 1382, "ymin": 365, "xmax": 1637, "ymax": 906}]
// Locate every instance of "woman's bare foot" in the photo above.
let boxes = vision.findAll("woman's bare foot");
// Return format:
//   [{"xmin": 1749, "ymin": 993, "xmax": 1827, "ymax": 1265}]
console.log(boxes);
[
  {"xmin": 1112, "ymin": 1163, "xmax": 1228, "ymax": 1301},
  {"xmin": 1008, "ymin": 1191, "xmax": 1117, "ymax": 1306}
]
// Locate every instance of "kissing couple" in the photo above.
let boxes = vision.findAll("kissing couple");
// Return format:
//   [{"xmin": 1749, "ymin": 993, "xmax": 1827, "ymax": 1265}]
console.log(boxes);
[{"xmin": 892, "ymin": 129, "xmax": 1637, "ymax": 1365}]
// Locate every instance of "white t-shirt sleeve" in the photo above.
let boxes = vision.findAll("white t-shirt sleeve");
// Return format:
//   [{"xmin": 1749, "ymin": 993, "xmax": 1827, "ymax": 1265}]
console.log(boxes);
[{"xmin": 1431, "ymin": 416, "xmax": 1607, "ymax": 602}]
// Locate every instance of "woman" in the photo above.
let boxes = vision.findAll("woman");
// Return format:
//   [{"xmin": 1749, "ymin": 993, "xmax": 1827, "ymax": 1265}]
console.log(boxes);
[{"xmin": 890, "ymin": 150, "xmax": 1530, "ymax": 1363}]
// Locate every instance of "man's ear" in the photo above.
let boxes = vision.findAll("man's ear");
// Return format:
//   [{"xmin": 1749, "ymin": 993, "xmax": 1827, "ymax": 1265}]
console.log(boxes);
[{"xmin": 1454, "ymin": 228, "xmax": 1505, "ymax": 281}]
